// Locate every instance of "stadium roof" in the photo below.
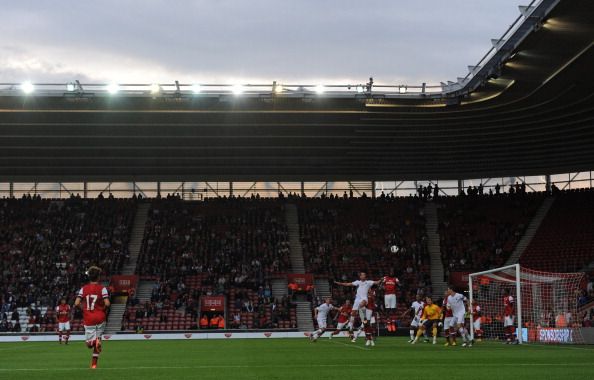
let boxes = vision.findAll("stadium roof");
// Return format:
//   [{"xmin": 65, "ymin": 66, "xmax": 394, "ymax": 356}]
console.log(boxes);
[{"xmin": 0, "ymin": 0, "xmax": 593, "ymax": 182}]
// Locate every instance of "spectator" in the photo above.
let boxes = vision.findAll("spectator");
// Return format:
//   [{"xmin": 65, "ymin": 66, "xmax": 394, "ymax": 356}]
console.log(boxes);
[{"xmin": 199, "ymin": 314, "xmax": 209, "ymax": 329}]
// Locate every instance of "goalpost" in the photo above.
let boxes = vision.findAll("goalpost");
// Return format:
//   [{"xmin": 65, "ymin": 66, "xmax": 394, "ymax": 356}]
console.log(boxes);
[{"xmin": 468, "ymin": 264, "xmax": 585, "ymax": 344}]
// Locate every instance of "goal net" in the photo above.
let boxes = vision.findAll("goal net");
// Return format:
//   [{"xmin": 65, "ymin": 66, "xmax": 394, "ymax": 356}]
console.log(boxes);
[{"xmin": 468, "ymin": 264, "xmax": 585, "ymax": 344}]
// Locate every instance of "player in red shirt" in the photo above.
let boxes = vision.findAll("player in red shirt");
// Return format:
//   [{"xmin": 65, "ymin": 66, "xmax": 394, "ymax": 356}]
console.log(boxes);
[
  {"xmin": 74, "ymin": 266, "xmax": 111, "ymax": 369},
  {"xmin": 55, "ymin": 298, "xmax": 71, "ymax": 344},
  {"xmin": 503, "ymin": 289, "xmax": 516, "ymax": 344},
  {"xmin": 354, "ymin": 288, "xmax": 377, "ymax": 346},
  {"xmin": 442, "ymin": 291, "xmax": 456, "ymax": 346},
  {"xmin": 471, "ymin": 300, "xmax": 483, "ymax": 341},
  {"xmin": 330, "ymin": 300, "xmax": 353, "ymax": 339},
  {"xmin": 382, "ymin": 272, "xmax": 400, "ymax": 332}
]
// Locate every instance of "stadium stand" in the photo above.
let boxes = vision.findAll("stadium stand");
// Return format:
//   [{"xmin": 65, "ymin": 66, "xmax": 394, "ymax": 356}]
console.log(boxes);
[
  {"xmin": 297, "ymin": 194, "xmax": 430, "ymax": 328},
  {"xmin": 520, "ymin": 189, "xmax": 594, "ymax": 272},
  {"xmin": 437, "ymin": 192, "xmax": 545, "ymax": 275},
  {"xmin": 2, "ymin": 191, "xmax": 594, "ymax": 334},
  {"xmin": 0, "ymin": 196, "xmax": 136, "ymax": 332},
  {"xmin": 127, "ymin": 197, "xmax": 295, "ymax": 331}
]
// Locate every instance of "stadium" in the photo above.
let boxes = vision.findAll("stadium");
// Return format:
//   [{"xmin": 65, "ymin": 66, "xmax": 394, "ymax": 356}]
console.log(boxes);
[{"xmin": 1, "ymin": 0, "xmax": 594, "ymax": 379}]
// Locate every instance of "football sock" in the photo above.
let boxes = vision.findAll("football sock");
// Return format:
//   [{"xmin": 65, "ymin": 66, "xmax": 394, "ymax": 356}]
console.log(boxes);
[
  {"xmin": 91, "ymin": 341, "xmax": 100, "ymax": 367},
  {"xmin": 358, "ymin": 308, "xmax": 367, "ymax": 322},
  {"xmin": 459, "ymin": 327, "xmax": 468, "ymax": 342}
]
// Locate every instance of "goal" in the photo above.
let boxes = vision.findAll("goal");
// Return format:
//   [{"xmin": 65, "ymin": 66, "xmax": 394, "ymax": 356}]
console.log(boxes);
[{"xmin": 468, "ymin": 264, "xmax": 585, "ymax": 344}]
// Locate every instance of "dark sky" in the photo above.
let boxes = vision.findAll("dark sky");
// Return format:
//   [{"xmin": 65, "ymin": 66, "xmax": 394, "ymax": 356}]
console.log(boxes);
[{"xmin": 0, "ymin": 0, "xmax": 522, "ymax": 86}]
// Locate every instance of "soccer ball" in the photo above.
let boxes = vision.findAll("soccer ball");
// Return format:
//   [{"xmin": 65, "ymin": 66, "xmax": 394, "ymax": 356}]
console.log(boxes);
[{"xmin": 390, "ymin": 245, "xmax": 400, "ymax": 254}]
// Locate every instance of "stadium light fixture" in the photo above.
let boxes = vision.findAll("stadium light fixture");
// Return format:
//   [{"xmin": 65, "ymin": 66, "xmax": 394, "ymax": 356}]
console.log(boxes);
[
  {"xmin": 273, "ymin": 83, "xmax": 283, "ymax": 94},
  {"xmin": 66, "ymin": 82, "xmax": 76, "ymax": 92},
  {"xmin": 232, "ymin": 84, "xmax": 244, "ymax": 95},
  {"xmin": 356, "ymin": 85, "xmax": 364, "ymax": 93},
  {"xmin": 149, "ymin": 83, "xmax": 161, "ymax": 94},
  {"xmin": 106, "ymin": 83, "xmax": 120, "ymax": 94},
  {"xmin": 315, "ymin": 85, "xmax": 325, "ymax": 94},
  {"xmin": 21, "ymin": 81, "xmax": 34, "ymax": 94},
  {"xmin": 399, "ymin": 86, "xmax": 407, "ymax": 94},
  {"xmin": 192, "ymin": 84, "xmax": 202, "ymax": 94}
]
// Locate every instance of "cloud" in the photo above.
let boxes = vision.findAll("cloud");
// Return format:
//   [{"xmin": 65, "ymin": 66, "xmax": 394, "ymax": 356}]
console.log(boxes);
[{"xmin": 0, "ymin": 0, "xmax": 521, "ymax": 85}]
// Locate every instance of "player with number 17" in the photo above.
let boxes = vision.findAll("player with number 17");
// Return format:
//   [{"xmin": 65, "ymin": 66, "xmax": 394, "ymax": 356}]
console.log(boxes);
[{"xmin": 74, "ymin": 266, "xmax": 111, "ymax": 369}]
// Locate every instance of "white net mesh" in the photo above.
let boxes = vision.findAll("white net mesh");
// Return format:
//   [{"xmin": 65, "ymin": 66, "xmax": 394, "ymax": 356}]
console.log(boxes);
[{"xmin": 469, "ymin": 265, "xmax": 585, "ymax": 344}]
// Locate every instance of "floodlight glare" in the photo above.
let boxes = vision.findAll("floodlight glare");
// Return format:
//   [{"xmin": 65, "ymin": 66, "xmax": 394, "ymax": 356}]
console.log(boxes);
[
  {"xmin": 106, "ymin": 83, "xmax": 120, "ymax": 94},
  {"xmin": 399, "ymin": 86, "xmax": 407, "ymax": 94},
  {"xmin": 274, "ymin": 84, "xmax": 283, "ymax": 94},
  {"xmin": 356, "ymin": 85, "xmax": 364, "ymax": 93},
  {"xmin": 66, "ymin": 83, "xmax": 76, "ymax": 92},
  {"xmin": 232, "ymin": 84, "xmax": 244, "ymax": 95},
  {"xmin": 149, "ymin": 83, "xmax": 160, "ymax": 94},
  {"xmin": 21, "ymin": 81, "xmax": 34, "ymax": 94},
  {"xmin": 192, "ymin": 84, "xmax": 202, "ymax": 94},
  {"xmin": 315, "ymin": 85, "xmax": 325, "ymax": 94}
]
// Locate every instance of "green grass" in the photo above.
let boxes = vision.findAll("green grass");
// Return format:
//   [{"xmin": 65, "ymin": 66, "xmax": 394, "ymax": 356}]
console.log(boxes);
[{"xmin": 1, "ymin": 337, "xmax": 593, "ymax": 380}]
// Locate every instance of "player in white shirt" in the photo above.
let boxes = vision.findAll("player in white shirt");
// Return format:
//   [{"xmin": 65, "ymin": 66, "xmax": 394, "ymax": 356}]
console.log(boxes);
[
  {"xmin": 400, "ymin": 294, "xmax": 425, "ymax": 342},
  {"xmin": 334, "ymin": 272, "xmax": 383, "ymax": 341},
  {"xmin": 446, "ymin": 286, "xmax": 472, "ymax": 347},
  {"xmin": 309, "ymin": 298, "xmax": 336, "ymax": 342}
]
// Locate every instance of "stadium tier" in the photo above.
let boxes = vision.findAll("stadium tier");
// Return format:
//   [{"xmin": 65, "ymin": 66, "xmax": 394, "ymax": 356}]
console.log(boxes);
[
  {"xmin": 520, "ymin": 189, "xmax": 594, "ymax": 272},
  {"xmin": 137, "ymin": 197, "xmax": 291, "ymax": 277},
  {"xmin": 437, "ymin": 192, "xmax": 545, "ymax": 272},
  {"xmin": 0, "ymin": 196, "xmax": 136, "ymax": 332},
  {"xmin": 1, "ymin": 191, "xmax": 593, "ymax": 335},
  {"xmin": 298, "ymin": 195, "xmax": 429, "ymax": 327},
  {"xmin": 128, "ymin": 197, "xmax": 295, "ymax": 331}
]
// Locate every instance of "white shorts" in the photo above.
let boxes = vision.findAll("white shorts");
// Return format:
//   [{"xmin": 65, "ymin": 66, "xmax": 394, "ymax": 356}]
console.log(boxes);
[
  {"xmin": 384, "ymin": 294, "xmax": 397, "ymax": 309},
  {"xmin": 352, "ymin": 297, "xmax": 367, "ymax": 311},
  {"xmin": 336, "ymin": 321, "xmax": 351, "ymax": 330},
  {"xmin": 504, "ymin": 315, "xmax": 515, "ymax": 327},
  {"xmin": 357, "ymin": 307, "xmax": 374, "ymax": 322},
  {"xmin": 84, "ymin": 323, "xmax": 105, "ymax": 344},
  {"xmin": 410, "ymin": 316, "xmax": 421, "ymax": 328},
  {"xmin": 444, "ymin": 317, "xmax": 454, "ymax": 330},
  {"xmin": 58, "ymin": 322, "xmax": 71, "ymax": 331},
  {"xmin": 473, "ymin": 319, "xmax": 481, "ymax": 331},
  {"xmin": 452, "ymin": 312, "xmax": 465, "ymax": 326},
  {"xmin": 317, "ymin": 317, "xmax": 327, "ymax": 330}
]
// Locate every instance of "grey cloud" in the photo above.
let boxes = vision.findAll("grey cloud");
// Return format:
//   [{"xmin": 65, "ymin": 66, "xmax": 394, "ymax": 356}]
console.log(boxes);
[{"xmin": 0, "ymin": 0, "xmax": 521, "ymax": 84}]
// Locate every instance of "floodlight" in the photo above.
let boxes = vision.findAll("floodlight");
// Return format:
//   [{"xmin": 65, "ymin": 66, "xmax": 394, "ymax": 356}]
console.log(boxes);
[
  {"xmin": 399, "ymin": 86, "xmax": 407, "ymax": 94},
  {"xmin": 356, "ymin": 85, "xmax": 364, "ymax": 93},
  {"xmin": 192, "ymin": 84, "xmax": 202, "ymax": 94},
  {"xmin": 106, "ymin": 83, "xmax": 119, "ymax": 94},
  {"xmin": 21, "ymin": 82, "xmax": 34, "ymax": 94},
  {"xmin": 232, "ymin": 84, "xmax": 244, "ymax": 95},
  {"xmin": 315, "ymin": 85, "xmax": 325, "ymax": 94},
  {"xmin": 149, "ymin": 83, "xmax": 160, "ymax": 94},
  {"xmin": 66, "ymin": 83, "xmax": 76, "ymax": 92}
]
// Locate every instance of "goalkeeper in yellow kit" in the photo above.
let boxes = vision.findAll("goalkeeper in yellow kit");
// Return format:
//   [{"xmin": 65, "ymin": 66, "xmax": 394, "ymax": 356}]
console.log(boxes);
[{"xmin": 412, "ymin": 296, "xmax": 442, "ymax": 345}]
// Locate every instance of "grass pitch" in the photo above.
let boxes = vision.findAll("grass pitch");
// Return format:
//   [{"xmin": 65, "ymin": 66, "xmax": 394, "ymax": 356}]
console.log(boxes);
[{"xmin": 1, "ymin": 337, "xmax": 593, "ymax": 380}]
